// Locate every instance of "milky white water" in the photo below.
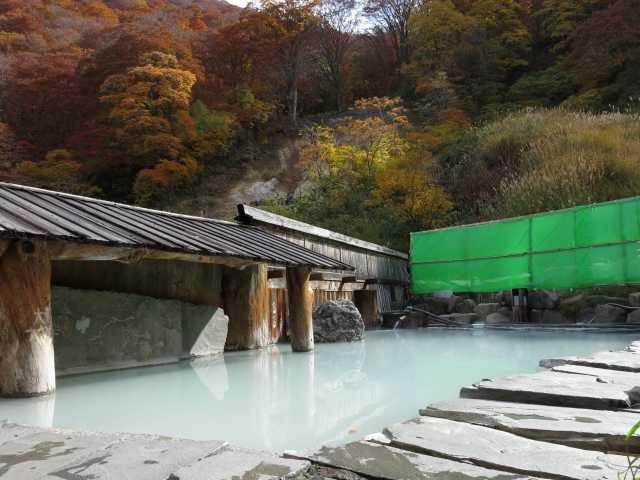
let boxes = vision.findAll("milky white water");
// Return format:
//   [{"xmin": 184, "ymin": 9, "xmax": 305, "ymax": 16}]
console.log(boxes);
[{"xmin": 0, "ymin": 329, "xmax": 636, "ymax": 452}]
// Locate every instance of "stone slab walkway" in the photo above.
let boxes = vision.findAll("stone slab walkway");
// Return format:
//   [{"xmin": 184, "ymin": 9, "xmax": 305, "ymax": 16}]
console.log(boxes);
[
  {"xmin": 0, "ymin": 423, "xmax": 308, "ymax": 480},
  {"xmin": 421, "ymin": 398, "xmax": 640, "ymax": 453},
  {"xmin": 540, "ymin": 350, "xmax": 640, "ymax": 372}
]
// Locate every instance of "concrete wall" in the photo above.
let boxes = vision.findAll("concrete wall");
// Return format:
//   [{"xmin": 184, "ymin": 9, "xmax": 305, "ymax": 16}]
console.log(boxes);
[{"xmin": 51, "ymin": 286, "xmax": 228, "ymax": 375}]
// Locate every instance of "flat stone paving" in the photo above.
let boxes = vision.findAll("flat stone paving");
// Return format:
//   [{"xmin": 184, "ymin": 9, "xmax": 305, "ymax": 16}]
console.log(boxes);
[
  {"xmin": 383, "ymin": 416, "xmax": 626, "ymax": 480},
  {"xmin": 540, "ymin": 350, "xmax": 640, "ymax": 372},
  {"xmin": 422, "ymin": 398, "xmax": 640, "ymax": 453},
  {"xmin": 304, "ymin": 440, "xmax": 540, "ymax": 479},
  {"xmin": 461, "ymin": 370, "xmax": 633, "ymax": 409},
  {"xmin": 4, "ymin": 342, "xmax": 640, "ymax": 479},
  {"xmin": 0, "ymin": 423, "xmax": 308, "ymax": 479}
]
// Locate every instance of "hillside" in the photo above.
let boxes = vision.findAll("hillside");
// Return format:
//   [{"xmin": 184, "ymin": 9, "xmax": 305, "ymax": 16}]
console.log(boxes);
[{"xmin": 0, "ymin": 0, "xmax": 638, "ymax": 250}]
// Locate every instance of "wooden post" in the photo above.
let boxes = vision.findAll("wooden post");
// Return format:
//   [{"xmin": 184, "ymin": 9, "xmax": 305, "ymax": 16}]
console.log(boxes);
[
  {"xmin": 354, "ymin": 289, "xmax": 379, "ymax": 329},
  {"xmin": 286, "ymin": 266, "xmax": 314, "ymax": 352},
  {"xmin": 0, "ymin": 240, "xmax": 55, "ymax": 397},
  {"xmin": 222, "ymin": 263, "xmax": 271, "ymax": 350},
  {"xmin": 512, "ymin": 288, "xmax": 529, "ymax": 323}
]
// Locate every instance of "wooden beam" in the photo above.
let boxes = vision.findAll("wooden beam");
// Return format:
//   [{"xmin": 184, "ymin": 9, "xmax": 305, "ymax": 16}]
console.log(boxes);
[
  {"xmin": 309, "ymin": 272, "xmax": 343, "ymax": 282},
  {"xmin": 363, "ymin": 278, "xmax": 409, "ymax": 287},
  {"xmin": 222, "ymin": 264, "xmax": 272, "ymax": 350},
  {"xmin": 341, "ymin": 275, "xmax": 357, "ymax": 283},
  {"xmin": 0, "ymin": 240, "xmax": 55, "ymax": 397},
  {"xmin": 268, "ymin": 269, "xmax": 285, "ymax": 279},
  {"xmin": 286, "ymin": 266, "xmax": 314, "ymax": 352},
  {"xmin": 0, "ymin": 239, "xmax": 9, "ymax": 258},
  {"xmin": 47, "ymin": 240, "xmax": 254, "ymax": 268}
]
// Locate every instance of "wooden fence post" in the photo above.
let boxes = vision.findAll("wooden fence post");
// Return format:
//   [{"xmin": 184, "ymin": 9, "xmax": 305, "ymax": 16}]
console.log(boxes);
[
  {"xmin": 286, "ymin": 266, "xmax": 314, "ymax": 352},
  {"xmin": 512, "ymin": 288, "xmax": 529, "ymax": 323},
  {"xmin": 0, "ymin": 240, "xmax": 55, "ymax": 397}
]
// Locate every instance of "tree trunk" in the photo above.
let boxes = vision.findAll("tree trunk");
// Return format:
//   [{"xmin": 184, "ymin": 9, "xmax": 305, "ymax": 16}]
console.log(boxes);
[
  {"xmin": 286, "ymin": 266, "xmax": 314, "ymax": 352},
  {"xmin": 0, "ymin": 240, "xmax": 55, "ymax": 397},
  {"xmin": 222, "ymin": 264, "xmax": 271, "ymax": 350},
  {"xmin": 289, "ymin": 83, "xmax": 298, "ymax": 125}
]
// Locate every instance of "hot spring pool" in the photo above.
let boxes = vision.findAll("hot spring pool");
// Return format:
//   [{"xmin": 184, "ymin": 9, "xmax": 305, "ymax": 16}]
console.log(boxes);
[{"xmin": 0, "ymin": 329, "xmax": 637, "ymax": 452}]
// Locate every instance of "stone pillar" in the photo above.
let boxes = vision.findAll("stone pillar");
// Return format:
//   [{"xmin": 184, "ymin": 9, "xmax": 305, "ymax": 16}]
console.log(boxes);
[
  {"xmin": 286, "ymin": 266, "xmax": 314, "ymax": 352},
  {"xmin": 222, "ymin": 263, "xmax": 271, "ymax": 350},
  {"xmin": 0, "ymin": 240, "xmax": 55, "ymax": 397}
]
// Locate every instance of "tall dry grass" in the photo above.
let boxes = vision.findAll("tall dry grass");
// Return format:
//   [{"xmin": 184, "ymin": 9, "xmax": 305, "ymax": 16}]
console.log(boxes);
[{"xmin": 473, "ymin": 109, "xmax": 640, "ymax": 219}]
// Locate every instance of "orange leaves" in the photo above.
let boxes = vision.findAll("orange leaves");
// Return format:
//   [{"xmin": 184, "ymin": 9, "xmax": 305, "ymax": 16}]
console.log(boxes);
[
  {"xmin": 133, "ymin": 157, "xmax": 199, "ymax": 205},
  {"xmin": 15, "ymin": 149, "xmax": 99, "ymax": 196}
]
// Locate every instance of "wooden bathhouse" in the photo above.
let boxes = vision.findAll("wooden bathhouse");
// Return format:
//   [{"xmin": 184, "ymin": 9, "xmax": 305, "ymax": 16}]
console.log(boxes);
[
  {"xmin": 237, "ymin": 205, "xmax": 409, "ymax": 330},
  {"xmin": 0, "ymin": 183, "xmax": 352, "ymax": 397}
]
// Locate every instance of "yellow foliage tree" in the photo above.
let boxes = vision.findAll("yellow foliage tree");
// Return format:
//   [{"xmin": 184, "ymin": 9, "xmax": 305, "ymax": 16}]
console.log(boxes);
[
  {"xmin": 372, "ymin": 157, "xmax": 452, "ymax": 230},
  {"xmin": 285, "ymin": 96, "xmax": 451, "ymax": 248}
]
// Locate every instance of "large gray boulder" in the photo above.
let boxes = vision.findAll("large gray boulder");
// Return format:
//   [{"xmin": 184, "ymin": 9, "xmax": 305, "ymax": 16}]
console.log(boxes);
[
  {"xmin": 528, "ymin": 290, "xmax": 560, "ymax": 310},
  {"xmin": 485, "ymin": 307, "xmax": 512, "ymax": 324},
  {"xmin": 592, "ymin": 304, "xmax": 627, "ymax": 324},
  {"xmin": 584, "ymin": 295, "xmax": 627, "ymax": 308},
  {"xmin": 313, "ymin": 300, "xmax": 364, "ymax": 342},
  {"xmin": 410, "ymin": 296, "xmax": 449, "ymax": 315},
  {"xmin": 630, "ymin": 292, "xmax": 640, "ymax": 307},
  {"xmin": 558, "ymin": 294, "xmax": 586, "ymax": 318},
  {"xmin": 530, "ymin": 309, "xmax": 568, "ymax": 324},
  {"xmin": 627, "ymin": 309, "xmax": 640, "ymax": 323},
  {"xmin": 451, "ymin": 297, "xmax": 477, "ymax": 314},
  {"xmin": 474, "ymin": 303, "xmax": 500, "ymax": 320},
  {"xmin": 440, "ymin": 313, "xmax": 479, "ymax": 324}
]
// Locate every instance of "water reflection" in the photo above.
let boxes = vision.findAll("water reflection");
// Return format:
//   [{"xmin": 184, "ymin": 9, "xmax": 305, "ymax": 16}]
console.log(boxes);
[{"xmin": 0, "ymin": 330, "xmax": 637, "ymax": 452}]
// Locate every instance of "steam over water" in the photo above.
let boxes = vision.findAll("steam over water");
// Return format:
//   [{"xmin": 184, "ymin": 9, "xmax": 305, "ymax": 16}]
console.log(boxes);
[{"xmin": 0, "ymin": 329, "xmax": 636, "ymax": 452}]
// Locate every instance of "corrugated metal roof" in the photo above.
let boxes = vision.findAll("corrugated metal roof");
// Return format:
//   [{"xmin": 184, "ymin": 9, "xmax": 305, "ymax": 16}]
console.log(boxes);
[
  {"xmin": 0, "ymin": 183, "xmax": 354, "ymax": 271},
  {"xmin": 238, "ymin": 204, "xmax": 409, "ymax": 260}
]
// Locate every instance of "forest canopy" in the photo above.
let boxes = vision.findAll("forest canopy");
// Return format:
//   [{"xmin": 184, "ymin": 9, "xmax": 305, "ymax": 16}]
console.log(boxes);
[{"xmin": 0, "ymin": 0, "xmax": 638, "ymax": 249}]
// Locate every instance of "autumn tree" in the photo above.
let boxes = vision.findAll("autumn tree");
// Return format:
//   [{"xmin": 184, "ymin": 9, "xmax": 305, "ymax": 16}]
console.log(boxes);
[
  {"xmin": 99, "ymin": 51, "xmax": 199, "ymax": 203},
  {"xmin": 568, "ymin": 0, "xmax": 640, "ymax": 109},
  {"xmin": 315, "ymin": 0, "xmax": 358, "ymax": 111},
  {"xmin": 16, "ymin": 149, "xmax": 99, "ymax": 196},
  {"xmin": 202, "ymin": 13, "xmax": 278, "ymax": 126},
  {"xmin": 365, "ymin": 0, "xmax": 419, "ymax": 68},
  {"xmin": 257, "ymin": 0, "xmax": 320, "ymax": 124},
  {"xmin": 267, "ymin": 97, "xmax": 451, "ymax": 248},
  {"xmin": 0, "ymin": 122, "xmax": 15, "ymax": 170},
  {"xmin": 2, "ymin": 52, "xmax": 84, "ymax": 153}
]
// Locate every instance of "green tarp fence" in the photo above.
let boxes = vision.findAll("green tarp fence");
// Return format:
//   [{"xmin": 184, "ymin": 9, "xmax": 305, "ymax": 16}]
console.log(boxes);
[{"xmin": 410, "ymin": 196, "xmax": 640, "ymax": 294}]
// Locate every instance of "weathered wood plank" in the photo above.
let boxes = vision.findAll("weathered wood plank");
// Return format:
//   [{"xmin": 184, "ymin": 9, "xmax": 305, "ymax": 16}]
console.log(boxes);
[
  {"xmin": 383, "ymin": 416, "xmax": 627, "ymax": 480},
  {"xmin": 170, "ymin": 446, "xmax": 309, "ymax": 480},
  {"xmin": 305, "ymin": 440, "xmax": 538, "ymax": 479},
  {"xmin": 540, "ymin": 350, "xmax": 640, "ymax": 372},
  {"xmin": 460, "ymin": 370, "xmax": 632, "ymax": 409},
  {"xmin": 421, "ymin": 398, "xmax": 640, "ymax": 453}
]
